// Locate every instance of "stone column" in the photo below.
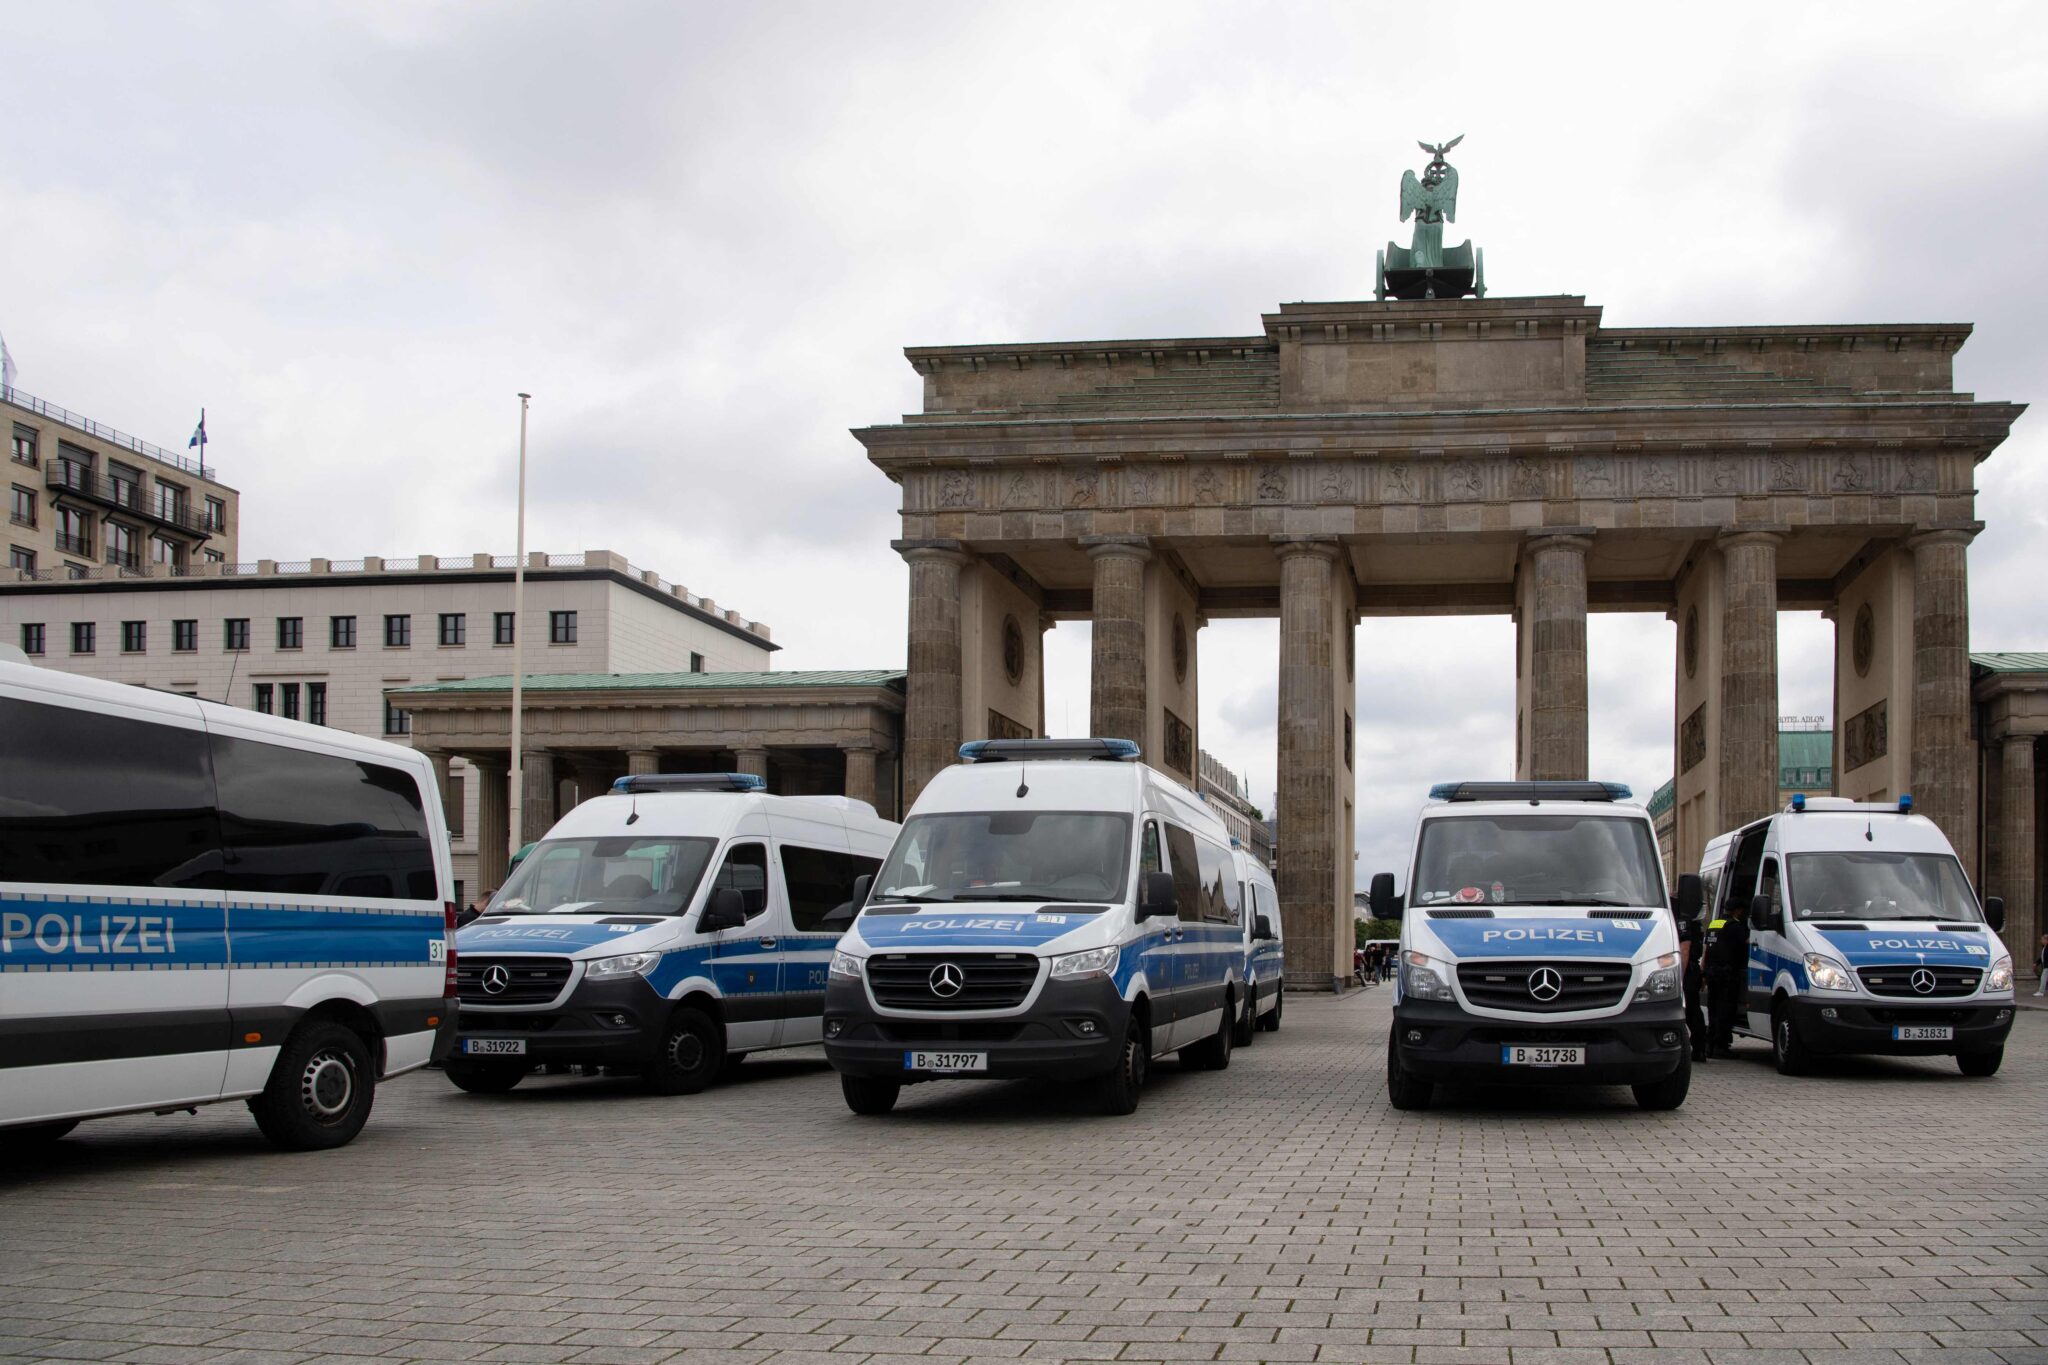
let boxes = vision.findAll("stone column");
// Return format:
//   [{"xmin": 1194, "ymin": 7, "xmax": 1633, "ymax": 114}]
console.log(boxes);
[
  {"xmin": 469, "ymin": 755, "xmax": 510, "ymax": 896},
  {"xmin": 626, "ymin": 749, "xmax": 661, "ymax": 776},
  {"xmin": 1038, "ymin": 611, "xmax": 1056, "ymax": 738},
  {"xmin": 1523, "ymin": 532, "xmax": 1592, "ymax": 781},
  {"xmin": 1909, "ymin": 527, "xmax": 1978, "ymax": 873},
  {"xmin": 897, "ymin": 539, "xmax": 967, "ymax": 805},
  {"xmin": 1718, "ymin": 529, "xmax": 1783, "ymax": 831},
  {"xmin": 421, "ymin": 750, "xmax": 459, "ymax": 839},
  {"xmin": 1274, "ymin": 536, "xmax": 1341, "ymax": 992},
  {"xmin": 1082, "ymin": 536, "xmax": 1151, "ymax": 745},
  {"xmin": 735, "ymin": 748, "xmax": 770, "ymax": 783},
  {"xmin": 843, "ymin": 746, "xmax": 879, "ymax": 807},
  {"xmin": 2000, "ymin": 735, "xmax": 2037, "ymax": 969},
  {"xmin": 519, "ymin": 750, "xmax": 554, "ymax": 844}
]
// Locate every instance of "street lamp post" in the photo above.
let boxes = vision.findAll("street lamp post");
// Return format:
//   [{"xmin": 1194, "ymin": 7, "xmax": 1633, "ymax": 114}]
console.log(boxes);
[{"xmin": 507, "ymin": 393, "xmax": 531, "ymax": 866}]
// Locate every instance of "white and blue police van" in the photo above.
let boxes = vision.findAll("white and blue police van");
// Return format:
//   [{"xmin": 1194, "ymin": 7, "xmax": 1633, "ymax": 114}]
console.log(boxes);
[
  {"xmin": 822, "ymin": 738, "xmax": 1246, "ymax": 1116},
  {"xmin": 1234, "ymin": 846, "xmax": 1284, "ymax": 1043},
  {"xmin": 0, "ymin": 652, "xmax": 457, "ymax": 1151},
  {"xmin": 449, "ymin": 774, "xmax": 897, "ymax": 1095},
  {"xmin": 1374, "ymin": 780, "xmax": 1695, "ymax": 1112},
  {"xmin": 1699, "ymin": 794, "xmax": 2016, "ymax": 1076}
]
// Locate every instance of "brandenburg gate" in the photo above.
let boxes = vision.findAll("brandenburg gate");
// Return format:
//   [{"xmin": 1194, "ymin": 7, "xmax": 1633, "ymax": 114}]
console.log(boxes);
[{"xmin": 854, "ymin": 153, "xmax": 2023, "ymax": 990}]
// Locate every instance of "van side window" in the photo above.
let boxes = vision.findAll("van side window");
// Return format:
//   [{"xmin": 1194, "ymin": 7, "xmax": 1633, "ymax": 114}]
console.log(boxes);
[
  {"xmin": 1164, "ymin": 823, "xmax": 1203, "ymax": 919},
  {"xmin": 1758, "ymin": 856, "xmax": 1781, "ymax": 912},
  {"xmin": 1723, "ymin": 826, "xmax": 1769, "ymax": 916},
  {"xmin": 0, "ymin": 696, "xmax": 219, "ymax": 888},
  {"xmin": 780, "ymin": 845, "xmax": 881, "ymax": 932},
  {"xmin": 1140, "ymin": 820, "xmax": 1162, "ymax": 875},
  {"xmin": 206, "ymin": 734, "xmax": 435, "ymax": 901},
  {"xmin": 710, "ymin": 842, "xmax": 769, "ymax": 920},
  {"xmin": 1195, "ymin": 836, "xmax": 1241, "ymax": 925}
]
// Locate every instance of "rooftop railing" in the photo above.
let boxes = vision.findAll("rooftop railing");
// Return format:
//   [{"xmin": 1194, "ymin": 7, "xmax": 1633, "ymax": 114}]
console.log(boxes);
[{"xmin": 3, "ymin": 385, "xmax": 215, "ymax": 480}]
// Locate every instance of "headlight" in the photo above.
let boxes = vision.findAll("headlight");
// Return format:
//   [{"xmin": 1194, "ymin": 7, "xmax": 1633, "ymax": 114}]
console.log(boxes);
[
  {"xmin": 584, "ymin": 951, "xmax": 662, "ymax": 979},
  {"xmin": 1803, "ymin": 953, "xmax": 1856, "ymax": 992},
  {"xmin": 829, "ymin": 950, "xmax": 864, "ymax": 979},
  {"xmin": 1049, "ymin": 945, "xmax": 1119, "ymax": 979},
  {"xmin": 1635, "ymin": 952, "xmax": 1681, "ymax": 1001},
  {"xmin": 1988, "ymin": 956, "xmax": 2013, "ymax": 992},
  {"xmin": 1404, "ymin": 950, "xmax": 1455, "ymax": 1001}
]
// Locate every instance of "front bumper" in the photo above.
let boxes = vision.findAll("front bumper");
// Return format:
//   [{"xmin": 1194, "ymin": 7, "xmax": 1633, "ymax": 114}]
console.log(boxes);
[
  {"xmin": 451, "ymin": 973, "xmax": 667, "ymax": 1067},
  {"xmin": 1785, "ymin": 995, "xmax": 2015, "ymax": 1056},
  {"xmin": 823, "ymin": 971, "xmax": 1125, "ymax": 1081},
  {"xmin": 1393, "ymin": 996, "xmax": 1688, "ymax": 1086}
]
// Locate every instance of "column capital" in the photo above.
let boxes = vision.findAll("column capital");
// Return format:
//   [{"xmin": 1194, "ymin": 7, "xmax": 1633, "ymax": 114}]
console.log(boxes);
[
  {"xmin": 463, "ymin": 752, "xmax": 509, "ymax": 774},
  {"xmin": 840, "ymin": 743, "xmax": 878, "ymax": 756},
  {"xmin": 893, "ymin": 538, "xmax": 968, "ymax": 566},
  {"xmin": 1718, "ymin": 525, "xmax": 1789, "ymax": 550},
  {"xmin": 1904, "ymin": 522, "xmax": 1982, "ymax": 552},
  {"xmin": 1521, "ymin": 528, "xmax": 1595, "ymax": 556},
  {"xmin": 1269, "ymin": 533, "xmax": 1342, "ymax": 562},
  {"xmin": 1080, "ymin": 534, "xmax": 1153, "ymax": 563}
]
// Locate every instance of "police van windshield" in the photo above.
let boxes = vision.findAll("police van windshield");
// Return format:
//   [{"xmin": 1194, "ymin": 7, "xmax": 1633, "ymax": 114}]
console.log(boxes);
[
  {"xmin": 1413, "ymin": 815, "xmax": 1665, "ymax": 909},
  {"xmin": 872, "ymin": 811, "xmax": 1132, "ymax": 904},
  {"xmin": 1786, "ymin": 851, "xmax": 1981, "ymax": 922},
  {"xmin": 487, "ymin": 837, "xmax": 717, "ymax": 916}
]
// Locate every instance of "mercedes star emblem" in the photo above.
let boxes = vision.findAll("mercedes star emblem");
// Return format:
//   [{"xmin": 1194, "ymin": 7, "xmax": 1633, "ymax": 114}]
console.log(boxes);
[
  {"xmin": 928, "ymin": 962, "xmax": 965, "ymax": 998},
  {"xmin": 1910, "ymin": 968, "xmax": 1937, "ymax": 995},
  {"xmin": 482, "ymin": 964, "xmax": 511, "ymax": 995},
  {"xmin": 1527, "ymin": 966, "xmax": 1563, "ymax": 1002}
]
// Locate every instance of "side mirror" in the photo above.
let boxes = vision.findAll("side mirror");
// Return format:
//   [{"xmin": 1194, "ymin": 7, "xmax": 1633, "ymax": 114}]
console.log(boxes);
[
  {"xmin": 1749, "ymin": 891, "xmax": 1778, "ymax": 933},
  {"xmin": 1138, "ymin": 870, "xmax": 1178, "ymax": 920},
  {"xmin": 1675, "ymin": 873, "xmax": 1702, "ymax": 923},
  {"xmin": 1369, "ymin": 872, "xmax": 1403, "ymax": 921},
  {"xmin": 698, "ymin": 886, "xmax": 748, "ymax": 933},
  {"xmin": 1985, "ymin": 896, "xmax": 2006, "ymax": 933},
  {"xmin": 1253, "ymin": 913, "xmax": 1276, "ymax": 941},
  {"xmin": 850, "ymin": 874, "xmax": 873, "ymax": 911}
]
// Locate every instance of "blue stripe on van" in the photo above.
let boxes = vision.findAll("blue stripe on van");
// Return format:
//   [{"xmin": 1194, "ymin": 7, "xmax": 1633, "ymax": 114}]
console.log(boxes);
[{"xmin": 0, "ymin": 892, "xmax": 437, "ymax": 972}]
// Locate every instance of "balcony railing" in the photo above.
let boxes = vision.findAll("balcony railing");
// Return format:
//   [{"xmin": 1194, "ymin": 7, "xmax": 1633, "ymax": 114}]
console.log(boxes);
[
  {"xmin": 105, "ymin": 547, "xmax": 139, "ymax": 570},
  {"xmin": 3, "ymin": 384, "xmax": 213, "ymax": 479},
  {"xmin": 55, "ymin": 533, "xmax": 93, "ymax": 556},
  {"xmin": 46, "ymin": 461, "xmax": 213, "ymax": 539},
  {"xmin": 7, "ymin": 511, "xmax": 31, "ymax": 529}
]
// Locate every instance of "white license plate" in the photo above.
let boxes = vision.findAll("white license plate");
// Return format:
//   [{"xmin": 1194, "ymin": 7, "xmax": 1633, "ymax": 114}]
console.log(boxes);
[
  {"xmin": 905, "ymin": 1050, "xmax": 986, "ymax": 1072},
  {"xmin": 463, "ymin": 1038, "xmax": 527, "ymax": 1056},
  {"xmin": 1892, "ymin": 1025, "xmax": 1953, "ymax": 1042},
  {"xmin": 1501, "ymin": 1045, "xmax": 1584, "ymax": 1067}
]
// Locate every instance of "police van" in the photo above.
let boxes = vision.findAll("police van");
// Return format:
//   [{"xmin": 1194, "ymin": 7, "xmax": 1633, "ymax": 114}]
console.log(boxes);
[
  {"xmin": 822, "ymin": 738, "xmax": 1246, "ymax": 1116},
  {"xmin": 1698, "ymin": 795, "xmax": 2016, "ymax": 1075},
  {"xmin": 1234, "ymin": 847, "xmax": 1284, "ymax": 1042},
  {"xmin": 0, "ymin": 652, "xmax": 457, "ymax": 1151},
  {"xmin": 449, "ymin": 774, "xmax": 897, "ymax": 1094},
  {"xmin": 1373, "ymin": 781, "xmax": 1695, "ymax": 1112}
]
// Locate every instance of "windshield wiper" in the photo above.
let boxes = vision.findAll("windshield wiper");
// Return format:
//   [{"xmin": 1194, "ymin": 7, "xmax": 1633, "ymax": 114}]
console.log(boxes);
[
  {"xmin": 1537, "ymin": 897, "xmax": 1635, "ymax": 907},
  {"xmin": 949, "ymin": 890, "xmax": 1061, "ymax": 902},
  {"xmin": 872, "ymin": 892, "xmax": 953, "ymax": 904}
]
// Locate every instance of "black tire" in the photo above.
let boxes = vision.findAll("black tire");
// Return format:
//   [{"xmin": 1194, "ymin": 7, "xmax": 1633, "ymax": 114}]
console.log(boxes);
[
  {"xmin": 1231, "ymin": 983, "xmax": 1257, "ymax": 1048},
  {"xmin": 1182, "ymin": 997, "xmax": 1234, "ymax": 1071},
  {"xmin": 1957, "ymin": 1047, "xmax": 2004, "ymax": 1077},
  {"xmin": 1268, "ymin": 988, "xmax": 1284, "ymax": 1031},
  {"xmin": 249, "ymin": 1020, "xmax": 376, "ymax": 1152},
  {"xmin": 841, "ymin": 1074, "xmax": 900, "ymax": 1115},
  {"xmin": 1090, "ymin": 1013, "xmax": 1148, "ymax": 1116},
  {"xmin": 0, "ymin": 1119, "xmax": 79, "ymax": 1151},
  {"xmin": 1386, "ymin": 1027, "xmax": 1433, "ymax": 1111},
  {"xmin": 1632, "ymin": 1052, "xmax": 1692, "ymax": 1111},
  {"xmin": 445, "ymin": 1063, "xmax": 527, "ymax": 1094},
  {"xmin": 642, "ymin": 1006, "xmax": 725, "ymax": 1095},
  {"xmin": 1772, "ymin": 1006, "xmax": 1814, "ymax": 1076},
  {"xmin": 717, "ymin": 1052, "xmax": 748, "ymax": 1083}
]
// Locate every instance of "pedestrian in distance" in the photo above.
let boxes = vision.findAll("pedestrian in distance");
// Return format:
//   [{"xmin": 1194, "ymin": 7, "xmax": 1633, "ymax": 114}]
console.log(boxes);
[
  {"xmin": 1703, "ymin": 898, "xmax": 1750, "ymax": 1057},
  {"xmin": 2035, "ymin": 932, "xmax": 2047, "ymax": 997}
]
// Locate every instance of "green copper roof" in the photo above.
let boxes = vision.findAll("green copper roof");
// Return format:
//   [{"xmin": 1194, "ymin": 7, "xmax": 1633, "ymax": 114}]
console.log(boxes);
[
  {"xmin": 391, "ymin": 669, "xmax": 905, "ymax": 695},
  {"xmin": 1779, "ymin": 729, "xmax": 1833, "ymax": 777},
  {"xmin": 1646, "ymin": 780, "xmax": 1675, "ymax": 818},
  {"xmin": 1972, "ymin": 652, "xmax": 2048, "ymax": 673}
]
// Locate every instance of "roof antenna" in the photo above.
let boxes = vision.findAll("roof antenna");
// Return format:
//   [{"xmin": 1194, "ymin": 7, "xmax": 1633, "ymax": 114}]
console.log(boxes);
[
  {"xmin": 626, "ymin": 792, "xmax": 641, "ymax": 825},
  {"xmin": 1016, "ymin": 761, "xmax": 1029, "ymax": 799}
]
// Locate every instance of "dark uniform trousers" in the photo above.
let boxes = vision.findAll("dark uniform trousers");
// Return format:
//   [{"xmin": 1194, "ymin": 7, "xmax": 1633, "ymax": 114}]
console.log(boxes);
[
  {"xmin": 1705, "ymin": 971, "xmax": 1742, "ymax": 1050},
  {"xmin": 1683, "ymin": 961, "xmax": 1708, "ymax": 1058}
]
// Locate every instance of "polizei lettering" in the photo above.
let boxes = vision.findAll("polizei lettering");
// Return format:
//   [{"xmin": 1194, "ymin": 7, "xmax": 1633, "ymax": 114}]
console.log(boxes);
[
  {"xmin": 904, "ymin": 917, "xmax": 1027, "ymax": 932},
  {"xmin": 1869, "ymin": 937, "xmax": 1961, "ymax": 951},
  {"xmin": 1, "ymin": 912, "xmax": 178, "ymax": 956},
  {"xmin": 1478, "ymin": 927, "xmax": 1605, "ymax": 944}
]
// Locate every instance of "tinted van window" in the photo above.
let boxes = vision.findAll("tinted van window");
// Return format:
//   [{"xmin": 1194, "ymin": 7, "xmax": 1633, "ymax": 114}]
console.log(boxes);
[
  {"xmin": 0, "ymin": 696, "xmax": 221, "ymax": 888},
  {"xmin": 781, "ymin": 845, "xmax": 884, "ymax": 933},
  {"xmin": 205, "ymin": 733, "xmax": 434, "ymax": 901}
]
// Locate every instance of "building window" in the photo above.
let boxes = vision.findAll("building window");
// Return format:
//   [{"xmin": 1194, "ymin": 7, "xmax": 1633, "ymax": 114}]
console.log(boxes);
[
  {"xmin": 280, "ymin": 682, "xmax": 301, "ymax": 721},
  {"xmin": 384, "ymin": 697, "xmax": 411, "ymax": 736},
  {"xmin": 493, "ymin": 612, "xmax": 514, "ymax": 645},
  {"xmin": 173, "ymin": 618, "xmax": 197, "ymax": 652},
  {"xmin": 151, "ymin": 537, "xmax": 182, "ymax": 570},
  {"xmin": 278, "ymin": 616, "xmax": 304, "ymax": 650},
  {"xmin": 71, "ymin": 622, "xmax": 95, "ymax": 655},
  {"xmin": 10, "ymin": 426, "xmax": 37, "ymax": 468},
  {"xmin": 20, "ymin": 623, "xmax": 44, "ymax": 655},
  {"xmin": 224, "ymin": 618, "xmax": 250, "ymax": 652},
  {"xmin": 8, "ymin": 485, "xmax": 32, "ymax": 528},
  {"xmin": 64, "ymin": 561, "xmax": 89, "ymax": 579},
  {"xmin": 109, "ymin": 465, "xmax": 141, "ymax": 511},
  {"xmin": 384, "ymin": 614, "xmax": 411, "ymax": 647},
  {"xmin": 549, "ymin": 610, "xmax": 577, "ymax": 644},
  {"xmin": 9, "ymin": 546, "xmax": 33, "ymax": 574},
  {"xmin": 203, "ymin": 548, "xmax": 224, "ymax": 564},
  {"xmin": 154, "ymin": 481, "xmax": 186, "ymax": 524},
  {"xmin": 55, "ymin": 505, "xmax": 91, "ymax": 557},
  {"xmin": 253, "ymin": 683, "xmax": 274, "ymax": 715},
  {"xmin": 689, "ymin": 651, "xmax": 706, "ymax": 673},
  {"xmin": 438, "ymin": 612, "xmax": 466, "ymax": 646},
  {"xmin": 120, "ymin": 620, "xmax": 146, "ymax": 654},
  {"xmin": 204, "ymin": 496, "xmax": 226, "ymax": 533},
  {"xmin": 331, "ymin": 615, "xmax": 356, "ymax": 648},
  {"xmin": 104, "ymin": 521, "xmax": 137, "ymax": 570},
  {"xmin": 307, "ymin": 682, "xmax": 327, "ymax": 726}
]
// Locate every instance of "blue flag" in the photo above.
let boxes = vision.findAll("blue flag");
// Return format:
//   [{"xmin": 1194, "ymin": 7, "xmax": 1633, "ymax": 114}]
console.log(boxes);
[{"xmin": 189, "ymin": 410, "xmax": 206, "ymax": 449}]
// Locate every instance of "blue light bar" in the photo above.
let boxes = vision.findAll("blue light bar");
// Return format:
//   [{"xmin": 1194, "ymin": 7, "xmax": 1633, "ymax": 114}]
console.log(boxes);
[
  {"xmin": 1791, "ymin": 793, "xmax": 1807, "ymax": 812},
  {"xmin": 611, "ymin": 773, "xmax": 767, "ymax": 794},
  {"xmin": 1898, "ymin": 793, "xmax": 1914, "ymax": 812},
  {"xmin": 1427, "ymin": 780, "xmax": 1632, "ymax": 803},
  {"xmin": 958, "ymin": 738, "xmax": 1141, "ymax": 763}
]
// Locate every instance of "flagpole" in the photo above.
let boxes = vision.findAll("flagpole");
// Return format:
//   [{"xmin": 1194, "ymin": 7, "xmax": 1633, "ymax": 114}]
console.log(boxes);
[{"xmin": 507, "ymin": 394, "xmax": 531, "ymax": 876}]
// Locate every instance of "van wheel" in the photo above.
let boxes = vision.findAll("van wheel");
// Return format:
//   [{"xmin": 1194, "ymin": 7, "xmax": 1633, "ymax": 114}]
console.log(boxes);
[
  {"xmin": 841, "ymin": 1074, "xmax": 900, "ymax": 1115},
  {"xmin": 1231, "ymin": 984, "xmax": 1257, "ymax": 1048},
  {"xmin": 1386, "ymin": 1027, "xmax": 1433, "ymax": 1111},
  {"xmin": 1957, "ymin": 1048, "xmax": 2003, "ymax": 1077},
  {"xmin": 1260, "ymin": 989, "xmax": 1283, "ymax": 1032},
  {"xmin": 642, "ymin": 1006, "xmax": 724, "ymax": 1095},
  {"xmin": 1772, "ymin": 1006, "xmax": 1814, "ymax": 1077},
  {"xmin": 1632, "ymin": 1052, "xmax": 1692, "ymax": 1111},
  {"xmin": 1090, "ymin": 1013, "xmax": 1148, "ymax": 1116},
  {"xmin": 717, "ymin": 1052, "xmax": 748, "ymax": 1083},
  {"xmin": 1183, "ymin": 998, "xmax": 1234, "ymax": 1071},
  {"xmin": 250, "ymin": 1020, "xmax": 376, "ymax": 1151},
  {"xmin": 445, "ymin": 1062, "xmax": 526, "ymax": 1094},
  {"xmin": 0, "ymin": 1119, "xmax": 79, "ymax": 1151}
]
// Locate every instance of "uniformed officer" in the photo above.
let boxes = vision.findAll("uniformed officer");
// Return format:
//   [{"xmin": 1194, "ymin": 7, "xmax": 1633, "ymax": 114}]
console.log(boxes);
[
  {"xmin": 1702, "ymin": 899, "xmax": 1750, "ymax": 1057},
  {"xmin": 1677, "ymin": 906, "xmax": 1708, "ymax": 1062}
]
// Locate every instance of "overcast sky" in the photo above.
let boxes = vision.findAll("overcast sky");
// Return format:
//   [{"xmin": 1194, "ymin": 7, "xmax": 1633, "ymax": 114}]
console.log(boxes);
[{"xmin": 4, "ymin": 2, "xmax": 2044, "ymax": 883}]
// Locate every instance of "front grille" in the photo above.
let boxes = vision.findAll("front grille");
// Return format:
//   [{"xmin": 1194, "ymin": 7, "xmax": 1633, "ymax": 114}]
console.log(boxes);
[
  {"xmin": 458, "ymin": 955, "xmax": 573, "ymax": 1005},
  {"xmin": 1856, "ymin": 964, "xmax": 1981, "ymax": 998},
  {"xmin": 866, "ymin": 953, "xmax": 1040, "ymax": 1012},
  {"xmin": 1428, "ymin": 909, "xmax": 1494, "ymax": 919},
  {"xmin": 1457, "ymin": 959, "xmax": 1632, "ymax": 1013}
]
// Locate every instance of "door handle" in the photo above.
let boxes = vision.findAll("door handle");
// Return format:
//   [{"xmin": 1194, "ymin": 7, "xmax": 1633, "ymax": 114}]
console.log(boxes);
[{"xmin": 758, "ymin": 938, "xmax": 778, "ymax": 949}]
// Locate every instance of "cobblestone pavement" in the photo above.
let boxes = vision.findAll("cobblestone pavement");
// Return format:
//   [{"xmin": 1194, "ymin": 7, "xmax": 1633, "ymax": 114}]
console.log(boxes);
[{"xmin": 3, "ymin": 991, "xmax": 2045, "ymax": 1365}]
